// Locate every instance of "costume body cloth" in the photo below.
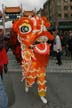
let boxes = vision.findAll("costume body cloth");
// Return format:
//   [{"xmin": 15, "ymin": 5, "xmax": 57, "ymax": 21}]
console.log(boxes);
[
  {"xmin": 13, "ymin": 16, "xmax": 54, "ymax": 97},
  {"xmin": 21, "ymin": 46, "xmax": 49, "ymax": 96}
]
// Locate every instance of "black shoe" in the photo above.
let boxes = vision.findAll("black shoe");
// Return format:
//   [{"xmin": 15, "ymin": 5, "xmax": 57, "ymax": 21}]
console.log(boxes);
[
  {"xmin": 56, "ymin": 62, "xmax": 62, "ymax": 65},
  {"xmin": 58, "ymin": 62, "xmax": 62, "ymax": 65}
]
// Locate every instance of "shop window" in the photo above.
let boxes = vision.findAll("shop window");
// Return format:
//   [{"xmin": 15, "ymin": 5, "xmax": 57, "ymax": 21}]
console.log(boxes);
[
  {"xmin": 71, "ymin": 14, "xmax": 72, "ymax": 18},
  {"xmin": 64, "ymin": 0, "xmax": 68, "ymax": 2},
  {"xmin": 64, "ymin": 6, "xmax": 68, "ymax": 10},
  {"xmin": 70, "ymin": 6, "xmax": 72, "ymax": 10},
  {"xmin": 64, "ymin": 13, "xmax": 68, "ymax": 18},
  {"xmin": 58, "ymin": 13, "xmax": 61, "ymax": 17}
]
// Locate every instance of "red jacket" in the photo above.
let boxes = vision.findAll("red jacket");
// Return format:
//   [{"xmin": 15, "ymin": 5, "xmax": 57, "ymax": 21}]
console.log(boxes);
[{"xmin": 0, "ymin": 48, "xmax": 8, "ymax": 72}]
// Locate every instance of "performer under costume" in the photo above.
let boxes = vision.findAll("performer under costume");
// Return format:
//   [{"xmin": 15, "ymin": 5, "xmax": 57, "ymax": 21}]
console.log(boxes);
[{"xmin": 13, "ymin": 16, "xmax": 54, "ymax": 104}]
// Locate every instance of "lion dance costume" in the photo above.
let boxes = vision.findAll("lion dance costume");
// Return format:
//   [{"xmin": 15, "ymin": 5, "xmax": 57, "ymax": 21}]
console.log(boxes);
[{"xmin": 13, "ymin": 16, "xmax": 54, "ymax": 103}]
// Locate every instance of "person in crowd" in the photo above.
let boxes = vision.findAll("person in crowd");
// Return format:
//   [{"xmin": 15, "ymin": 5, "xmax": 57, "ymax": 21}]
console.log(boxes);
[
  {"xmin": 67, "ymin": 31, "xmax": 72, "ymax": 59},
  {"xmin": 62, "ymin": 31, "xmax": 70, "ymax": 56},
  {"xmin": 0, "ymin": 36, "xmax": 8, "ymax": 80},
  {"xmin": 53, "ymin": 31, "xmax": 62, "ymax": 65},
  {"xmin": 4, "ymin": 32, "xmax": 11, "ymax": 52}
]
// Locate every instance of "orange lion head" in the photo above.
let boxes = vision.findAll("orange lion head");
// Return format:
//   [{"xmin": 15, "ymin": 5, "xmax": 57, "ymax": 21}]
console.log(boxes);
[{"xmin": 13, "ymin": 16, "xmax": 53, "ymax": 47}]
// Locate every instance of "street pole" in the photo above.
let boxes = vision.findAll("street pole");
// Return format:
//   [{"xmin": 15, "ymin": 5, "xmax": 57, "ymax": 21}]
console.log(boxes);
[
  {"xmin": 48, "ymin": 0, "xmax": 50, "ymax": 20},
  {"xmin": 53, "ymin": 0, "xmax": 58, "ymax": 31},
  {"xmin": 20, "ymin": 3, "xmax": 23, "ymax": 17},
  {"xmin": 2, "ymin": 4, "xmax": 5, "ymax": 36}
]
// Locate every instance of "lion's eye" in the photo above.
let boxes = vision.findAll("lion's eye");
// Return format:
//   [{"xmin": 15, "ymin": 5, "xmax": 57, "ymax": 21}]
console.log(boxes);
[
  {"xmin": 21, "ymin": 26, "xmax": 29, "ymax": 33},
  {"xmin": 19, "ymin": 23, "xmax": 32, "ymax": 34}
]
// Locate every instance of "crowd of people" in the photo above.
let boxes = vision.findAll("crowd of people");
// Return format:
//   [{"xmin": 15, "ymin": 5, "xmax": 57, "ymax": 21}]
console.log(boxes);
[{"xmin": 51, "ymin": 30, "xmax": 72, "ymax": 65}]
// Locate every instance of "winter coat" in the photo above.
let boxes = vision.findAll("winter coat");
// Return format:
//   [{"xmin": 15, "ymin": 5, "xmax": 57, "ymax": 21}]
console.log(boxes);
[
  {"xmin": 0, "ymin": 48, "xmax": 8, "ymax": 73},
  {"xmin": 53, "ymin": 35, "xmax": 62, "ymax": 52}
]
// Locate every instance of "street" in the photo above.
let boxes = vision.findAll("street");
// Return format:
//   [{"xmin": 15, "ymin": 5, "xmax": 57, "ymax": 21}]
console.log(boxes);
[{"xmin": 3, "ymin": 50, "xmax": 72, "ymax": 108}]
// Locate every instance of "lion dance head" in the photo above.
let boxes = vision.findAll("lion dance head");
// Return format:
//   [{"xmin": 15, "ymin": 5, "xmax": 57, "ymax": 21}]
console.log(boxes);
[{"xmin": 13, "ymin": 16, "xmax": 53, "ymax": 47}]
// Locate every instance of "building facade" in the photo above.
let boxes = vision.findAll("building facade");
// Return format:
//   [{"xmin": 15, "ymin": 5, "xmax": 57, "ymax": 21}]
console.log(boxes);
[{"xmin": 42, "ymin": 0, "xmax": 72, "ymax": 30}]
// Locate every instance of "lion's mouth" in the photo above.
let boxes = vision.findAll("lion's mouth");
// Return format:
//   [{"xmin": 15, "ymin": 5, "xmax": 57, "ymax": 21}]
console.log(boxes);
[{"xmin": 34, "ymin": 42, "xmax": 48, "ymax": 54}]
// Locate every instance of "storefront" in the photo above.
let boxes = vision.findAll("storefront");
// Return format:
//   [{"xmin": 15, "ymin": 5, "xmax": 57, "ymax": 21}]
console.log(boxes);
[
  {"xmin": 58, "ymin": 21, "xmax": 72, "ymax": 30},
  {"xmin": 48, "ymin": 20, "xmax": 72, "ymax": 31}
]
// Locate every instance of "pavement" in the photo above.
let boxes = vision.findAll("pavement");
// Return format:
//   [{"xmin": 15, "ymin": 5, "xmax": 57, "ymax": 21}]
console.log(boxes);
[
  {"xmin": 7, "ymin": 50, "xmax": 72, "ymax": 73},
  {"xmin": 2, "ymin": 50, "xmax": 72, "ymax": 108}
]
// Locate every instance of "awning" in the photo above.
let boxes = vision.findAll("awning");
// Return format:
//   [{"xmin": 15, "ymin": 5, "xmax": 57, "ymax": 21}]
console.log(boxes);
[
  {"xmin": 58, "ymin": 25, "xmax": 72, "ymax": 30},
  {"xmin": 48, "ymin": 25, "xmax": 72, "ymax": 31}
]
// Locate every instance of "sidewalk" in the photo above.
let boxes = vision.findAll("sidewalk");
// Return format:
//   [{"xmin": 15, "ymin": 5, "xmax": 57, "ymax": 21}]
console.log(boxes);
[
  {"xmin": 7, "ymin": 50, "xmax": 21, "ymax": 72},
  {"xmin": 8, "ymin": 72, "xmax": 72, "ymax": 108},
  {"xmin": 3, "ymin": 50, "xmax": 72, "ymax": 108},
  {"xmin": 7, "ymin": 50, "xmax": 72, "ymax": 73},
  {"xmin": 47, "ymin": 57, "xmax": 72, "ymax": 73}
]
